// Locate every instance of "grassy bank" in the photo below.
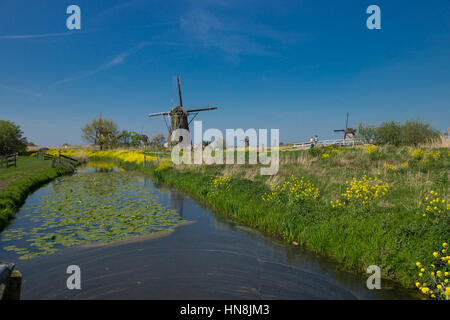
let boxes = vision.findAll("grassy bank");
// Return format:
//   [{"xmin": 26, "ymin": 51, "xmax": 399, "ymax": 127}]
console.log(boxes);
[
  {"xmin": 47, "ymin": 146, "xmax": 450, "ymax": 299},
  {"xmin": 0, "ymin": 156, "xmax": 73, "ymax": 231}
]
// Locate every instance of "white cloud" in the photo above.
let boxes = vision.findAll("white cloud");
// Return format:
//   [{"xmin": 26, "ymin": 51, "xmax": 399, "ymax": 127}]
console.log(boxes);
[
  {"xmin": 54, "ymin": 42, "xmax": 149, "ymax": 85},
  {"xmin": 0, "ymin": 32, "xmax": 77, "ymax": 40},
  {"xmin": 178, "ymin": 8, "xmax": 299, "ymax": 62}
]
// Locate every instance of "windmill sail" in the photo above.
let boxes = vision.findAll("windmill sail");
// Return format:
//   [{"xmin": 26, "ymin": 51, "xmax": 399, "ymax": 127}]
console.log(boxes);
[
  {"xmin": 186, "ymin": 107, "xmax": 218, "ymax": 113},
  {"xmin": 333, "ymin": 112, "xmax": 356, "ymax": 141},
  {"xmin": 147, "ymin": 76, "xmax": 218, "ymax": 143},
  {"xmin": 148, "ymin": 111, "xmax": 170, "ymax": 117}
]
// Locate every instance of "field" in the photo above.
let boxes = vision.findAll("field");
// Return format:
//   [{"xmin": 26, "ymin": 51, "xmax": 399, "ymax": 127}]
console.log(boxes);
[{"xmin": 0, "ymin": 157, "xmax": 52, "ymax": 189}]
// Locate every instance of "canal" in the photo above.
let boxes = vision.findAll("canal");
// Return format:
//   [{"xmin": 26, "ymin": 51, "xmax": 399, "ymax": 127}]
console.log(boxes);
[{"xmin": 0, "ymin": 163, "xmax": 416, "ymax": 299}]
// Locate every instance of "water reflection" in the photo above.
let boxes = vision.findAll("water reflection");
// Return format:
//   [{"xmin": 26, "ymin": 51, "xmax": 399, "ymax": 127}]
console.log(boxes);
[
  {"xmin": 84, "ymin": 161, "xmax": 123, "ymax": 173},
  {"xmin": 143, "ymin": 177, "xmax": 186, "ymax": 218}
]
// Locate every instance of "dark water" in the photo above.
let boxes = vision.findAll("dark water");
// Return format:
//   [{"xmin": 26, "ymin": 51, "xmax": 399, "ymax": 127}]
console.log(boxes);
[{"xmin": 0, "ymin": 164, "xmax": 417, "ymax": 299}]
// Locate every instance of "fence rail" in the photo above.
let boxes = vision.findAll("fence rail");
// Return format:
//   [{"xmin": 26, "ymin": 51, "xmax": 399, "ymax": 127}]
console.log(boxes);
[
  {"xmin": 282, "ymin": 139, "xmax": 364, "ymax": 151},
  {"xmin": 51, "ymin": 152, "xmax": 80, "ymax": 170},
  {"xmin": 0, "ymin": 153, "xmax": 17, "ymax": 168}
]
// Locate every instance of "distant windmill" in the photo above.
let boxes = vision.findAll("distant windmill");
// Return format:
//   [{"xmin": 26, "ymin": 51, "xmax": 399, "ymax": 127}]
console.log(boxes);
[
  {"xmin": 334, "ymin": 112, "xmax": 356, "ymax": 141},
  {"xmin": 148, "ymin": 76, "xmax": 218, "ymax": 144}
]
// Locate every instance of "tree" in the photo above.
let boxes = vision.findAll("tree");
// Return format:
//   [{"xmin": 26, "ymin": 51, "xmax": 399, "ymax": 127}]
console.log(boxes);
[
  {"xmin": 375, "ymin": 121, "xmax": 402, "ymax": 146},
  {"xmin": 81, "ymin": 116, "xmax": 119, "ymax": 150},
  {"xmin": 0, "ymin": 120, "xmax": 28, "ymax": 155},
  {"xmin": 117, "ymin": 130, "xmax": 132, "ymax": 146},
  {"xmin": 150, "ymin": 134, "xmax": 165, "ymax": 147},
  {"xmin": 357, "ymin": 123, "xmax": 376, "ymax": 144},
  {"xmin": 130, "ymin": 132, "xmax": 144, "ymax": 148}
]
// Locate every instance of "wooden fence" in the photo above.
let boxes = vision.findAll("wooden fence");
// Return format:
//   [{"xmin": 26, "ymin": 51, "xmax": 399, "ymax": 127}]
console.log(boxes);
[
  {"xmin": 0, "ymin": 262, "xmax": 21, "ymax": 300},
  {"xmin": 51, "ymin": 152, "xmax": 80, "ymax": 170},
  {"xmin": 0, "ymin": 153, "xmax": 17, "ymax": 168},
  {"xmin": 36, "ymin": 151, "xmax": 80, "ymax": 170}
]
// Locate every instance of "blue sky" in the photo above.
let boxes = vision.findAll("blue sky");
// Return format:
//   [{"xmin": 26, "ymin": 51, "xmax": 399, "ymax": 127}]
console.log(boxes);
[{"xmin": 0, "ymin": 0, "xmax": 449, "ymax": 145}]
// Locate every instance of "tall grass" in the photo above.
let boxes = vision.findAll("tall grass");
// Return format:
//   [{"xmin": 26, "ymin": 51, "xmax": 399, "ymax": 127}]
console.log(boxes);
[{"xmin": 419, "ymin": 135, "xmax": 450, "ymax": 149}]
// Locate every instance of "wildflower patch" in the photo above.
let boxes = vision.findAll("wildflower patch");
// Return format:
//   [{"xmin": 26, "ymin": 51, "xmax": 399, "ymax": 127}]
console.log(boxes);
[
  {"xmin": 262, "ymin": 175, "xmax": 319, "ymax": 210},
  {"xmin": 332, "ymin": 175, "xmax": 389, "ymax": 208},
  {"xmin": 415, "ymin": 242, "xmax": 450, "ymax": 300}
]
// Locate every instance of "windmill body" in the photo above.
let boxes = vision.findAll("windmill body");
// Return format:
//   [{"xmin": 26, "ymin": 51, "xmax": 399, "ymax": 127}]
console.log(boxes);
[
  {"xmin": 334, "ymin": 112, "xmax": 356, "ymax": 141},
  {"xmin": 148, "ymin": 76, "xmax": 217, "ymax": 144}
]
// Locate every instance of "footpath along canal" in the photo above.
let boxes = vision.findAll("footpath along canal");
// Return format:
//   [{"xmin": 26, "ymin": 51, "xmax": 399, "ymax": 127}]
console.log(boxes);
[{"xmin": 0, "ymin": 162, "xmax": 416, "ymax": 299}]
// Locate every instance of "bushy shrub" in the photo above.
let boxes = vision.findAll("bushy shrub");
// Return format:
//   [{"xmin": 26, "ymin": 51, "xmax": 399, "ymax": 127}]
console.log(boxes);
[
  {"xmin": 357, "ymin": 119, "xmax": 441, "ymax": 147},
  {"xmin": 400, "ymin": 119, "xmax": 440, "ymax": 146},
  {"xmin": 375, "ymin": 121, "xmax": 403, "ymax": 146}
]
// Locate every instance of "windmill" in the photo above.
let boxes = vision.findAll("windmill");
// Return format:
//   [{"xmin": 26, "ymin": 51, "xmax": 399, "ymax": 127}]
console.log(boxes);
[
  {"xmin": 148, "ymin": 76, "xmax": 218, "ymax": 144},
  {"xmin": 334, "ymin": 112, "xmax": 356, "ymax": 141}
]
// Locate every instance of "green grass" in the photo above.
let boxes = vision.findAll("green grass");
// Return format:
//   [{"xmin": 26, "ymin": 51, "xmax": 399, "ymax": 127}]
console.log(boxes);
[
  {"xmin": 0, "ymin": 156, "xmax": 73, "ymax": 231},
  {"xmin": 0, "ymin": 156, "xmax": 53, "ymax": 183}
]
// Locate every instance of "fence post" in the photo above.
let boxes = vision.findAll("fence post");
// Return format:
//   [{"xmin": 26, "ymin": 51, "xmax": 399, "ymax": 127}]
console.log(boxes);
[
  {"xmin": 14, "ymin": 153, "xmax": 17, "ymax": 167},
  {"xmin": 2, "ymin": 270, "xmax": 22, "ymax": 300}
]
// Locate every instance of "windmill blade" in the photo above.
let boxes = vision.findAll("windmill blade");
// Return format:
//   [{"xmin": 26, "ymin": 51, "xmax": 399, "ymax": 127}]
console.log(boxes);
[
  {"xmin": 186, "ymin": 106, "xmax": 218, "ymax": 113},
  {"xmin": 148, "ymin": 111, "xmax": 170, "ymax": 118},
  {"xmin": 177, "ymin": 76, "xmax": 183, "ymax": 107},
  {"xmin": 345, "ymin": 112, "xmax": 349, "ymax": 130},
  {"xmin": 334, "ymin": 129, "xmax": 345, "ymax": 132}
]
